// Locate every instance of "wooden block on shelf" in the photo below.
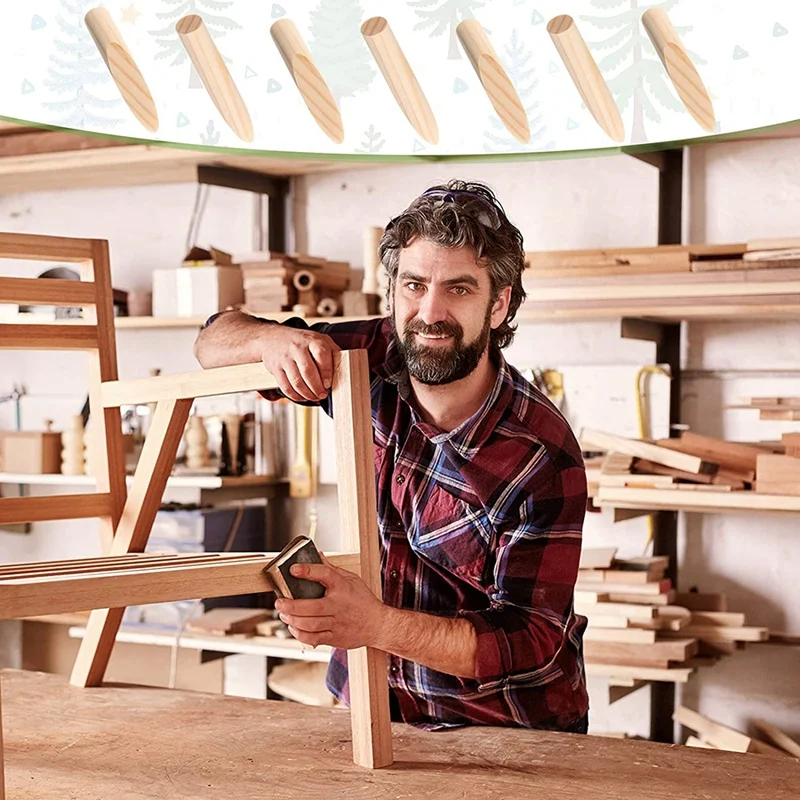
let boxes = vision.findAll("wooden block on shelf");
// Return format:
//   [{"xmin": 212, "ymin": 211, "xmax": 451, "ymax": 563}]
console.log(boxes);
[
  {"xmin": 690, "ymin": 611, "xmax": 746, "ymax": 627},
  {"xmin": 578, "ymin": 547, "xmax": 617, "ymax": 570},
  {"xmin": 760, "ymin": 409, "xmax": 800, "ymax": 421},
  {"xmin": 0, "ymin": 429, "xmax": 62, "ymax": 474},
  {"xmin": 664, "ymin": 625, "xmax": 769, "ymax": 643},
  {"xmin": 576, "ymin": 578, "xmax": 672, "ymax": 597},
  {"xmin": 606, "ymin": 590, "xmax": 675, "ymax": 606},
  {"xmin": 584, "ymin": 637, "xmax": 697, "ymax": 667},
  {"xmin": 584, "ymin": 627, "xmax": 656, "ymax": 645},
  {"xmin": 585, "ymin": 662, "xmax": 694, "ymax": 683},
  {"xmin": 576, "ymin": 601, "xmax": 657, "ymax": 621},
  {"xmin": 186, "ymin": 607, "xmax": 271, "ymax": 636},
  {"xmin": 747, "ymin": 236, "xmax": 800, "ymax": 252},
  {"xmin": 676, "ymin": 592, "xmax": 727, "ymax": 612},
  {"xmin": 655, "ymin": 432, "xmax": 760, "ymax": 477}
]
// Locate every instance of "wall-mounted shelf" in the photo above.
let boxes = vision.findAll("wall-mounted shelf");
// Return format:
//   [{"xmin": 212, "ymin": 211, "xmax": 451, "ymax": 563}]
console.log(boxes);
[{"xmin": 0, "ymin": 472, "xmax": 279, "ymax": 490}]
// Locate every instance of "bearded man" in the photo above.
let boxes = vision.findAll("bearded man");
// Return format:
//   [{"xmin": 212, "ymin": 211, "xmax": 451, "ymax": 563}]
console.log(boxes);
[{"xmin": 193, "ymin": 180, "xmax": 589, "ymax": 733}]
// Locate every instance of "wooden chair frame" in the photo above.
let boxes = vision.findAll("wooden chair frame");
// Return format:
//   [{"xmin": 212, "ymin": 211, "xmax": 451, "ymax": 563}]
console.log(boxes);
[{"xmin": 0, "ymin": 234, "xmax": 392, "ymax": 798}]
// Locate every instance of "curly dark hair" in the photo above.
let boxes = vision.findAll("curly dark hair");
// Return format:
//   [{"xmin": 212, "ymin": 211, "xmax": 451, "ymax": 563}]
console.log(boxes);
[{"xmin": 378, "ymin": 180, "xmax": 527, "ymax": 350}]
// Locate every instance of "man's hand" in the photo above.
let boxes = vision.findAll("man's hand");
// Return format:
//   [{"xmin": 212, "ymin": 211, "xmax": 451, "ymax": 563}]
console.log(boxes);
[
  {"xmin": 261, "ymin": 326, "xmax": 341, "ymax": 403},
  {"xmin": 274, "ymin": 555, "xmax": 386, "ymax": 650}
]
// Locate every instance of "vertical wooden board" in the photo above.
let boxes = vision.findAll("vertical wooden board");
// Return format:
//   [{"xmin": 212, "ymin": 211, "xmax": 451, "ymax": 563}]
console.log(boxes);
[
  {"xmin": 82, "ymin": 243, "xmax": 127, "ymax": 553},
  {"xmin": 332, "ymin": 350, "xmax": 393, "ymax": 769},
  {"xmin": 70, "ymin": 397, "xmax": 192, "ymax": 688},
  {"xmin": 0, "ymin": 672, "xmax": 4, "ymax": 800}
]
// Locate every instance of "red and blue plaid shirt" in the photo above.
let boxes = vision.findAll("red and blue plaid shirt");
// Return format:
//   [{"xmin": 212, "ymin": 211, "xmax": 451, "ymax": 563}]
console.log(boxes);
[{"xmin": 262, "ymin": 316, "xmax": 589, "ymax": 730}]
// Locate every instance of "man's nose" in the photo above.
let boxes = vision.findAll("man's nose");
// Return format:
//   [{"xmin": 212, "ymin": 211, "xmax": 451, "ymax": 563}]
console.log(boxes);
[{"xmin": 417, "ymin": 289, "xmax": 448, "ymax": 325}]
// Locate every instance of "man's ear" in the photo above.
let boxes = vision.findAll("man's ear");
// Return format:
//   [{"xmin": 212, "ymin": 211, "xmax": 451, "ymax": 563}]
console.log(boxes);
[{"xmin": 490, "ymin": 286, "xmax": 512, "ymax": 329}]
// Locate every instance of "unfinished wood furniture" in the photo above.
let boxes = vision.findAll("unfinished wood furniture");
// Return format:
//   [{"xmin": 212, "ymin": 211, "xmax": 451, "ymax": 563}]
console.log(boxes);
[
  {"xmin": 176, "ymin": 14, "xmax": 254, "ymax": 143},
  {"xmin": 547, "ymin": 15, "xmax": 625, "ymax": 143},
  {"xmin": 456, "ymin": 20, "xmax": 530, "ymax": 144},
  {"xmin": 2, "ymin": 670, "xmax": 799, "ymax": 799},
  {"xmin": 85, "ymin": 7, "xmax": 159, "ymax": 133},
  {"xmin": 0, "ymin": 232, "xmax": 392, "ymax": 783},
  {"xmin": 271, "ymin": 19, "xmax": 344, "ymax": 144},
  {"xmin": 361, "ymin": 17, "xmax": 439, "ymax": 145}
]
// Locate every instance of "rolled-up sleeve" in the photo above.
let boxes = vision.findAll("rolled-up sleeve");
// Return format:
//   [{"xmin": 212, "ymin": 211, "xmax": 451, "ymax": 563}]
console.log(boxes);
[{"xmin": 458, "ymin": 454, "xmax": 586, "ymax": 690}]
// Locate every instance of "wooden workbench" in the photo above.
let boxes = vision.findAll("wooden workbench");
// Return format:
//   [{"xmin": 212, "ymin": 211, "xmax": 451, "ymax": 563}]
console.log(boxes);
[{"xmin": 2, "ymin": 670, "xmax": 797, "ymax": 799}]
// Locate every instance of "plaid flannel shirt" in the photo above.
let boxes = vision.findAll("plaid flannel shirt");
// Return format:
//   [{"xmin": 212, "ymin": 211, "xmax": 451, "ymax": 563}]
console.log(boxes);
[{"xmin": 255, "ymin": 316, "xmax": 589, "ymax": 730}]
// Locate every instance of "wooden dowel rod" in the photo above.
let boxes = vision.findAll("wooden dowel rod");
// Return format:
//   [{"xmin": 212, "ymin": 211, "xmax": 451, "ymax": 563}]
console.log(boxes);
[
  {"xmin": 547, "ymin": 15, "xmax": 625, "ymax": 143},
  {"xmin": 361, "ymin": 17, "xmax": 438, "ymax": 144},
  {"xmin": 176, "ymin": 14, "xmax": 254, "ymax": 142},
  {"xmin": 85, "ymin": 7, "xmax": 159, "ymax": 132},
  {"xmin": 641, "ymin": 8, "xmax": 715, "ymax": 132},
  {"xmin": 270, "ymin": 19, "xmax": 344, "ymax": 144},
  {"xmin": 456, "ymin": 20, "xmax": 530, "ymax": 144}
]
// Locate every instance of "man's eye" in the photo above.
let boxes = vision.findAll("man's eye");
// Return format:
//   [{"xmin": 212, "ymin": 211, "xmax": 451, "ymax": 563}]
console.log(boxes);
[
  {"xmin": 451, "ymin": 286, "xmax": 469, "ymax": 296},
  {"xmin": 406, "ymin": 282, "xmax": 423, "ymax": 291}
]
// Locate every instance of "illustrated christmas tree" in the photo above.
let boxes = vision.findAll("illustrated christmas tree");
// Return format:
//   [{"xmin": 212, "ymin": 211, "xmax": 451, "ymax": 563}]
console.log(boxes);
[
  {"xmin": 150, "ymin": 0, "xmax": 241, "ymax": 87},
  {"xmin": 483, "ymin": 29, "xmax": 547, "ymax": 153},
  {"xmin": 43, "ymin": 0, "xmax": 124, "ymax": 130},
  {"xmin": 408, "ymin": 0, "xmax": 484, "ymax": 59},
  {"xmin": 581, "ymin": 0, "xmax": 703, "ymax": 143},
  {"xmin": 309, "ymin": 0, "xmax": 376, "ymax": 104}
]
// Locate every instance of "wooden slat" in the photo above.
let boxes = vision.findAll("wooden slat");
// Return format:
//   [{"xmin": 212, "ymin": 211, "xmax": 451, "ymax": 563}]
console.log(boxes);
[
  {"xmin": 0, "ymin": 232, "xmax": 95, "ymax": 262},
  {"xmin": 333, "ymin": 350, "xmax": 393, "ymax": 769},
  {"xmin": 81, "ymin": 244, "xmax": 126, "ymax": 553},
  {"xmin": 585, "ymin": 663, "xmax": 693, "ymax": 683},
  {"xmin": 0, "ymin": 277, "xmax": 97, "ymax": 307},
  {"xmin": 0, "ymin": 556, "xmax": 274, "ymax": 619},
  {"xmin": 579, "ymin": 547, "xmax": 617, "ymax": 570},
  {"xmin": 584, "ymin": 628, "xmax": 656, "ymax": 644},
  {"xmin": 70, "ymin": 396, "xmax": 192, "ymax": 688},
  {"xmin": 597, "ymin": 486, "xmax": 800, "ymax": 513},
  {"xmin": 585, "ymin": 637, "xmax": 697, "ymax": 666},
  {"xmin": 581, "ymin": 429, "xmax": 713, "ymax": 475},
  {"xmin": 0, "ymin": 323, "xmax": 98, "ymax": 350},
  {"xmin": 101, "ymin": 362, "xmax": 280, "ymax": 407},
  {"xmin": 673, "ymin": 707, "xmax": 752, "ymax": 753},
  {"xmin": 753, "ymin": 719, "xmax": 800, "ymax": 759},
  {"xmin": 0, "ymin": 493, "xmax": 111, "ymax": 525}
]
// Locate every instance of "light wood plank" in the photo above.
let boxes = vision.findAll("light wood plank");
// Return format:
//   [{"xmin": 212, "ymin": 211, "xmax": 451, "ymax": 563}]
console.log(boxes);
[
  {"xmin": 0, "ymin": 323, "xmax": 98, "ymax": 350},
  {"xmin": 0, "ymin": 493, "xmax": 111, "ymax": 526},
  {"xmin": 456, "ymin": 20, "xmax": 529, "ymax": 144},
  {"xmin": 85, "ymin": 7, "xmax": 158, "ymax": 133},
  {"xmin": 585, "ymin": 663, "xmax": 693, "ymax": 683},
  {"xmin": 673, "ymin": 706, "xmax": 752, "ymax": 753},
  {"xmin": 642, "ymin": 8, "xmax": 715, "ymax": 132},
  {"xmin": 176, "ymin": 15, "xmax": 253, "ymax": 142},
  {"xmin": 0, "ymin": 232, "xmax": 94, "ymax": 262},
  {"xmin": 579, "ymin": 547, "xmax": 617, "ymax": 569},
  {"xmin": 100, "ymin": 362, "xmax": 280, "ymax": 407},
  {"xmin": 597, "ymin": 486, "xmax": 800, "ymax": 514},
  {"xmin": 271, "ymin": 19, "xmax": 344, "ymax": 144},
  {"xmin": 547, "ymin": 15, "xmax": 624, "ymax": 142},
  {"xmin": 748, "ymin": 237, "xmax": 800, "ymax": 252},
  {"xmin": 82, "ymin": 242, "xmax": 126, "ymax": 554},
  {"xmin": 0, "ymin": 277, "xmax": 97, "ymax": 307},
  {"xmin": 686, "ymin": 736, "xmax": 717, "ymax": 749},
  {"xmin": 70, "ymin": 397, "xmax": 192, "ymax": 688},
  {"xmin": 333, "ymin": 350, "xmax": 393, "ymax": 769},
  {"xmin": 581, "ymin": 429, "xmax": 712, "ymax": 475},
  {"xmin": 753, "ymin": 719, "xmax": 800, "ymax": 759},
  {"xmin": 584, "ymin": 627, "xmax": 656, "ymax": 644},
  {"xmin": 0, "ymin": 555, "xmax": 274, "ymax": 619},
  {"xmin": 690, "ymin": 611, "xmax": 745, "ymax": 627},
  {"xmin": 361, "ymin": 17, "xmax": 438, "ymax": 144}
]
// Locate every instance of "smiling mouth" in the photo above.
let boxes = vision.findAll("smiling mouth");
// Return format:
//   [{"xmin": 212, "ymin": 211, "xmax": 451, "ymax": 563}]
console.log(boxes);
[{"xmin": 416, "ymin": 332, "xmax": 452, "ymax": 340}]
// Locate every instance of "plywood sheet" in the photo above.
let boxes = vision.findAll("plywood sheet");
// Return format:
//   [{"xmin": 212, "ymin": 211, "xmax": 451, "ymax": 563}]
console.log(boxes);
[{"xmin": 2, "ymin": 670, "xmax": 799, "ymax": 799}]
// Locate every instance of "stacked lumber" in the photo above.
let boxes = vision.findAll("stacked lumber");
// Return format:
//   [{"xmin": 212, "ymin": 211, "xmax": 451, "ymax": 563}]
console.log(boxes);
[
  {"xmin": 520, "ymin": 240, "xmax": 800, "ymax": 314},
  {"xmin": 676, "ymin": 706, "xmax": 799, "ymax": 759},
  {"xmin": 239, "ymin": 251, "xmax": 352, "ymax": 317},
  {"xmin": 738, "ymin": 396, "xmax": 800, "ymax": 421},
  {"xmin": 755, "ymin": 439, "xmax": 800, "ymax": 495},
  {"xmin": 577, "ymin": 549, "xmax": 768, "ymax": 683}
]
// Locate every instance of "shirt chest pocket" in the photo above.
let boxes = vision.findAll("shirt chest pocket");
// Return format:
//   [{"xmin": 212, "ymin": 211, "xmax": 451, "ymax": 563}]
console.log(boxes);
[{"xmin": 408, "ymin": 485, "xmax": 493, "ymax": 590}]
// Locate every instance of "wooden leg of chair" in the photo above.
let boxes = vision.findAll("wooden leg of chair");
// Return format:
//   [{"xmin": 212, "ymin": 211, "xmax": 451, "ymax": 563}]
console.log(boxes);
[
  {"xmin": 0, "ymin": 672, "xmax": 6, "ymax": 800},
  {"xmin": 70, "ymin": 397, "xmax": 193, "ymax": 687},
  {"xmin": 333, "ymin": 351, "xmax": 393, "ymax": 769}
]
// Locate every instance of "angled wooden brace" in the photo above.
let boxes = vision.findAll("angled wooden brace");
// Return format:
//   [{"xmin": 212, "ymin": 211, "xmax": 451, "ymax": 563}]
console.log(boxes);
[
  {"xmin": 547, "ymin": 15, "xmax": 625, "ymax": 143},
  {"xmin": 271, "ymin": 19, "xmax": 345, "ymax": 144},
  {"xmin": 177, "ymin": 14, "xmax": 254, "ymax": 142},
  {"xmin": 361, "ymin": 17, "xmax": 438, "ymax": 145},
  {"xmin": 642, "ymin": 8, "xmax": 716, "ymax": 133},
  {"xmin": 456, "ymin": 20, "xmax": 530, "ymax": 144},
  {"xmin": 85, "ymin": 7, "xmax": 159, "ymax": 132}
]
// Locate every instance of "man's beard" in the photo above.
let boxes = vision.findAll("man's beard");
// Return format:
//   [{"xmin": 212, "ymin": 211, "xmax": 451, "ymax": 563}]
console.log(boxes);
[{"xmin": 391, "ymin": 304, "xmax": 493, "ymax": 386}]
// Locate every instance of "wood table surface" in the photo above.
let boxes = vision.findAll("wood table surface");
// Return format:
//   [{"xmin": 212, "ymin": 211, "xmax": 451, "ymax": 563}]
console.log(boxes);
[{"xmin": 2, "ymin": 670, "xmax": 796, "ymax": 799}]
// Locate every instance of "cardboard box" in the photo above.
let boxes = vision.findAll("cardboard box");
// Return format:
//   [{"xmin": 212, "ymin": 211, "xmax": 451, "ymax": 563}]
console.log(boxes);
[{"xmin": 152, "ymin": 266, "xmax": 244, "ymax": 318}]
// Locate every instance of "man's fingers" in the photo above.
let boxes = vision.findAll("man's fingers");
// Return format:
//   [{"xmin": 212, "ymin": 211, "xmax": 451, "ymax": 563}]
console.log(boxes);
[
  {"xmin": 290, "ymin": 562, "xmax": 338, "ymax": 587},
  {"xmin": 275, "ymin": 597, "xmax": 328, "ymax": 616},
  {"xmin": 288, "ymin": 627, "xmax": 331, "ymax": 648},
  {"xmin": 309, "ymin": 340, "xmax": 336, "ymax": 392},
  {"xmin": 297, "ymin": 352, "xmax": 326, "ymax": 398},
  {"xmin": 279, "ymin": 614, "xmax": 335, "ymax": 633},
  {"xmin": 276, "ymin": 369, "xmax": 305, "ymax": 403},
  {"xmin": 283, "ymin": 361, "xmax": 319, "ymax": 402}
]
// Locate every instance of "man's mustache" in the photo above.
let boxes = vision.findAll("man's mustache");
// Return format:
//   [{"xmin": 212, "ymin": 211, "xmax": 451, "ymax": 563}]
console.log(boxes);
[{"xmin": 404, "ymin": 320, "xmax": 463, "ymax": 339}]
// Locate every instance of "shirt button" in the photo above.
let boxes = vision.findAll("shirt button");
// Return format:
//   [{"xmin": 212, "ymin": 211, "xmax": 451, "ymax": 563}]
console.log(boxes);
[
  {"xmin": 390, "ymin": 570, "xmax": 399, "ymax": 579},
  {"xmin": 395, "ymin": 474, "xmax": 405, "ymax": 484},
  {"xmin": 390, "ymin": 665, "xmax": 399, "ymax": 674}
]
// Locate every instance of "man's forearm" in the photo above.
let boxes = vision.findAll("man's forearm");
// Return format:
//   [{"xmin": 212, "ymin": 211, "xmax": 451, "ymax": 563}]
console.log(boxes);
[
  {"xmin": 373, "ymin": 606, "xmax": 478, "ymax": 679},
  {"xmin": 193, "ymin": 311, "xmax": 272, "ymax": 368}
]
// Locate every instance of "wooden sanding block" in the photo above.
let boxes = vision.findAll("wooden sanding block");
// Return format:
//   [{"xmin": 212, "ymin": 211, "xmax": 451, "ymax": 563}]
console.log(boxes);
[{"xmin": 264, "ymin": 536, "xmax": 325, "ymax": 600}]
